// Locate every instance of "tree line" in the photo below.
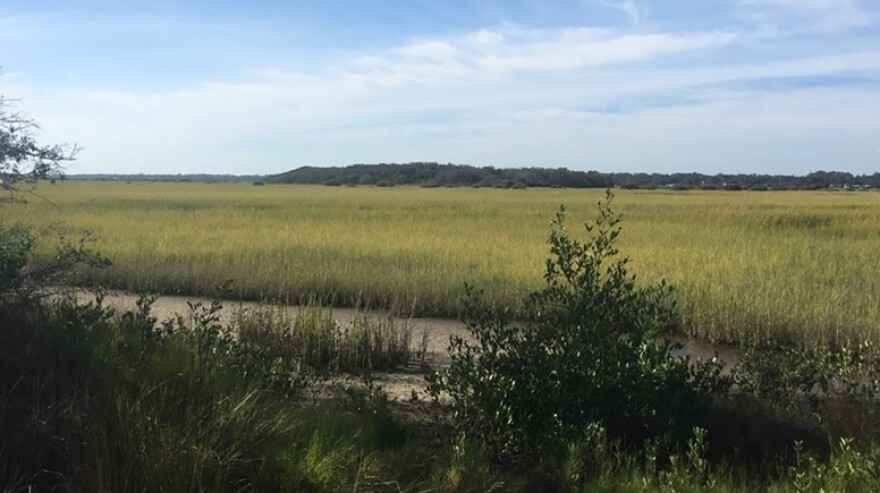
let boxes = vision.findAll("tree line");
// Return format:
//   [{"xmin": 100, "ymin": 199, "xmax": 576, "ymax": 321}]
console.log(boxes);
[{"xmin": 267, "ymin": 162, "xmax": 880, "ymax": 190}]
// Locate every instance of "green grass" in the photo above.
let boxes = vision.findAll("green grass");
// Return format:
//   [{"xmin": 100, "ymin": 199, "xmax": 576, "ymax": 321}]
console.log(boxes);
[
  {"xmin": 9, "ymin": 180, "xmax": 880, "ymax": 347},
  {"xmin": 6, "ymin": 186, "xmax": 880, "ymax": 491},
  {"xmin": 4, "ymin": 294, "xmax": 880, "ymax": 492},
  {"xmin": 0, "ymin": 295, "xmax": 426, "ymax": 491},
  {"xmin": 230, "ymin": 302, "xmax": 419, "ymax": 373}
]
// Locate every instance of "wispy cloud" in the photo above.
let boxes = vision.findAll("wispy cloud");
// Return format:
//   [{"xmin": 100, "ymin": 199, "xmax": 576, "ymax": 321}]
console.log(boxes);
[
  {"xmin": 738, "ymin": 0, "xmax": 875, "ymax": 31},
  {"xmin": 2, "ymin": 1, "xmax": 878, "ymax": 174},
  {"xmin": 355, "ymin": 26, "xmax": 736, "ymax": 85},
  {"xmin": 598, "ymin": 1, "xmax": 642, "ymax": 25}
]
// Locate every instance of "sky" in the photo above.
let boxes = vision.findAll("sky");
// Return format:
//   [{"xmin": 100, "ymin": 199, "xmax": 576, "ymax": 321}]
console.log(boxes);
[{"xmin": 1, "ymin": 0, "xmax": 878, "ymax": 175}]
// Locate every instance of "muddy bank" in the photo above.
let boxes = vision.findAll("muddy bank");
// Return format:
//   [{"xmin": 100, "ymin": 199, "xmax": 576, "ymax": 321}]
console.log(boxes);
[
  {"xmin": 71, "ymin": 289, "xmax": 739, "ymax": 400},
  {"xmin": 73, "ymin": 290, "xmax": 465, "ymax": 368}
]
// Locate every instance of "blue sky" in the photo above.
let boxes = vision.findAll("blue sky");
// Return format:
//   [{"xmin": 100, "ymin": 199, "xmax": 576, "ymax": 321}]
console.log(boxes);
[{"xmin": 1, "ymin": 0, "xmax": 878, "ymax": 175}]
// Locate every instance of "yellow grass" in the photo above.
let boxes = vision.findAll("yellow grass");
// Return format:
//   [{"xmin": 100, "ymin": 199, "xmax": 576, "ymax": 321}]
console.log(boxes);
[{"xmin": 6, "ymin": 181, "xmax": 880, "ymax": 347}]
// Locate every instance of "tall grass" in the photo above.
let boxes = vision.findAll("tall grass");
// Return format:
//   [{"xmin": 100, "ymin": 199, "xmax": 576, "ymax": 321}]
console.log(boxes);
[
  {"xmin": 9, "ymin": 181, "xmax": 880, "ymax": 347},
  {"xmin": 2, "ymin": 285, "xmax": 878, "ymax": 491},
  {"xmin": 230, "ymin": 302, "xmax": 417, "ymax": 373},
  {"xmin": 0, "ymin": 293, "xmax": 435, "ymax": 491}
]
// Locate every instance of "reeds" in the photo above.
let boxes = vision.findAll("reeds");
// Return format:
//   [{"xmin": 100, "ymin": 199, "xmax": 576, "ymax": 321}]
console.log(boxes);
[
  {"xmin": 9, "ymin": 181, "xmax": 880, "ymax": 348},
  {"xmin": 3, "ymin": 290, "xmax": 880, "ymax": 490},
  {"xmin": 230, "ymin": 302, "xmax": 415, "ymax": 373},
  {"xmin": 0, "ymin": 295, "xmax": 419, "ymax": 490}
]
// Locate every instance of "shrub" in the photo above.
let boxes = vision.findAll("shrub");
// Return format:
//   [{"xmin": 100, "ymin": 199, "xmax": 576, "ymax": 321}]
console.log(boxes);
[
  {"xmin": 0, "ymin": 292, "xmax": 420, "ymax": 490},
  {"xmin": 734, "ymin": 341, "xmax": 880, "ymax": 447},
  {"xmin": 428, "ymin": 191, "xmax": 730, "ymax": 464},
  {"xmin": 0, "ymin": 226, "xmax": 109, "ymax": 308}
]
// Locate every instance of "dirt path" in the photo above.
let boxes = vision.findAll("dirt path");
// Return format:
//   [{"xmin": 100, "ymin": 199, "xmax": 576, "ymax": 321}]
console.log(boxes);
[{"xmin": 74, "ymin": 290, "xmax": 739, "ymax": 401}]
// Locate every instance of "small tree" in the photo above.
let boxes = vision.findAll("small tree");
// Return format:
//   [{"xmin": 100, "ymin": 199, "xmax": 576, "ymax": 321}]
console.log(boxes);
[
  {"xmin": 0, "ymin": 92, "xmax": 103, "ymax": 307},
  {"xmin": 0, "ymin": 93, "xmax": 77, "ymax": 192},
  {"xmin": 428, "ymin": 191, "xmax": 730, "ymax": 464}
]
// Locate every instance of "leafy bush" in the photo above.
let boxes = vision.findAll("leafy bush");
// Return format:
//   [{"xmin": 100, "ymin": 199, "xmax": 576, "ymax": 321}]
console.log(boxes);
[
  {"xmin": 0, "ymin": 289, "xmax": 419, "ymax": 490},
  {"xmin": 0, "ymin": 228, "xmax": 419, "ymax": 489},
  {"xmin": 428, "ymin": 191, "xmax": 730, "ymax": 463},
  {"xmin": 736, "ymin": 341, "xmax": 880, "ymax": 408},
  {"xmin": 733, "ymin": 341, "xmax": 880, "ymax": 447},
  {"xmin": 0, "ymin": 226, "xmax": 109, "ymax": 308},
  {"xmin": 789, "ymin": 437, "xmax": 880, "ymax": 492}
]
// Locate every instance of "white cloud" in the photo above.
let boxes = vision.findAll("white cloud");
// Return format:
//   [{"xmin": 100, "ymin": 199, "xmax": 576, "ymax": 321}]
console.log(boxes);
[
  {"xmin": 598, "ymin": 1, "xmax": 642, "ymax": 25},
  {"xmin": 352, "ymin": 26, "xmax": 736, "ymax": 86},
  {"xmin": 5, "ymin": 19, "xmax": 878, "ymax": 175},
  {"xmin": 738, "ymin": 0, "xmax": 875, "ymax": 31}
]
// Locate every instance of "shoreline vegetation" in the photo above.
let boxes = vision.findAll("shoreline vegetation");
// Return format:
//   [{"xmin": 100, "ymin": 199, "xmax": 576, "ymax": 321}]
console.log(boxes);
[
  {"xmin": 4, "ymin": 192, "xmax": 880, "ymax": 491},
  {"xmin": 5, "ymin": 287, "xmax": 879, "ymax": 491},
  {"xmin": 11, "ymin": 181, "xmax": 880, "ymax": 349}
]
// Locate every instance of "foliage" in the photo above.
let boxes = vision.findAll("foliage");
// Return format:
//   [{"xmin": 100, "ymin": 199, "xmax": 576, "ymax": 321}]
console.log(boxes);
[
  {"xmin": 3, "ymin": 194, "xmax": 880, "ymax": 490},
  {"xmin": 788, "ymin": 438, "xmax": 880, "ymax": 493},
  {"xmin": 0, "ymin": 94, "xmax": 105, "ymax": 307},
  {"xmin": 435, "ymin": 434, "xmax": 508, "ymax": 492},
  {"xmin": 265, "ymin": 162, "xmax": 880, "ymax": 190},
  {"xmin": 0, "ymin": 290, "xmax": 428, "ymax": 491},
  {"xmin": 13, "ymin": 182, "xmax": 880, "ymax": 348},
  {"xmin": 0, "ymin": 221, "xmax": 424, "ymax": 490},
  {"xmin": 733, "ymin": 341, "xmax": 880, "ymax": 448},
  {"xmin": 428, "ymin": 191, "xmax": 730, "ymax": 463},
  {"xmin": 0, "ymin": 94, "xmax": 76, "ymax": 191},
  {"xmin": 268, "ymin": 162, "xmax": 612, "ymax": 188},
  {"xmin": 0, "ymin": 225, "xmax": 110, "ymax": 308},
  {"xmin": 737, "ymin": 341, "xmax": 880, "ymax": 409}
]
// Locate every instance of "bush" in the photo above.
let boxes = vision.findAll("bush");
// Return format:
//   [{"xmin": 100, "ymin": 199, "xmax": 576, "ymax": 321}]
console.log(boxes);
[
  {"xmin": 0, "ymin": 225, "xmax": 109, "ymax": 308},
  {"xmin": 0, "ymin": 293, "xmax": 424, "ymax": 490},
  {"xmin": 428, "ymin": 191, "xmax": 730, "ymax": 464},
  {"xmin": 734, "ymin": 341, "xmax": 880, "ymax": 446}
]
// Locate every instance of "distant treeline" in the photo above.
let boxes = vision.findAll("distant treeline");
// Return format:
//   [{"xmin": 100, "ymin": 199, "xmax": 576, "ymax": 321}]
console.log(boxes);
[
  {"xmin": 68, "ymin": 173, "xmax": 263, "ymax": 183},
  {"xmin": 268, "ymin": 163, "xmax": 880, "ymax": 190}
]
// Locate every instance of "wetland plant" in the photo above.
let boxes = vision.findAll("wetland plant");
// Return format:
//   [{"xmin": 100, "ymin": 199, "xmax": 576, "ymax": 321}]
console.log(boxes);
[{"xmin": 429, "ymin": 191, "xmax": 730, "ymax": 464}]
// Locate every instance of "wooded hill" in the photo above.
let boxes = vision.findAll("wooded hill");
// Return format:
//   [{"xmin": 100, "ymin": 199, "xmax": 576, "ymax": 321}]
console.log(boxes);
[{"xmin": 267, "ymin": 162, "xmax": 880, "ymax": 190}]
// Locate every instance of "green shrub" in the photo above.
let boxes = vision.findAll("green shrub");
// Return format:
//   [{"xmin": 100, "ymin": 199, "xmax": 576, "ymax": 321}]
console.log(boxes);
[
  {"xmin": 733, "ymin": 341, "xmax": 880, "ymax": 449},
  {"xmin": 0, "ymin": 225, "xmax": 109, "ymax": 308},
  {"xmin": 789, "ymin": 438, "xmax": 880, "ymax": 492},
  {"xmin": 428, "ymin": 191, "xmax": 730, "ymax": 464},
  {"xmin": 0, "ymin": 288, "xmax": 423, "ymax": 490},
  {"xmin": 736, "ymin": 341, "xmax": 880, "ymax": 409}
]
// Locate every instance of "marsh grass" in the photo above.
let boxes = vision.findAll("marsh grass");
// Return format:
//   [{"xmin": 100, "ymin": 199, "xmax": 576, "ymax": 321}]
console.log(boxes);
[
  {"xmin": 2, "ymin": 284, "xmax": 879, "ymax": 490},
  {"xmin": 6, "ymin": 191, "xmax": 880, "ymax": 491},
  {"xmin": 0, "ymin": 293, "xmax": 430, "ymax": 491},
  {"xmin": 230, "ymin": 302, "xmax": 417, "ymax": 374},
  {"xmin": 10, "ymin": 181, "xmax": 880, "ymax": 348}
]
